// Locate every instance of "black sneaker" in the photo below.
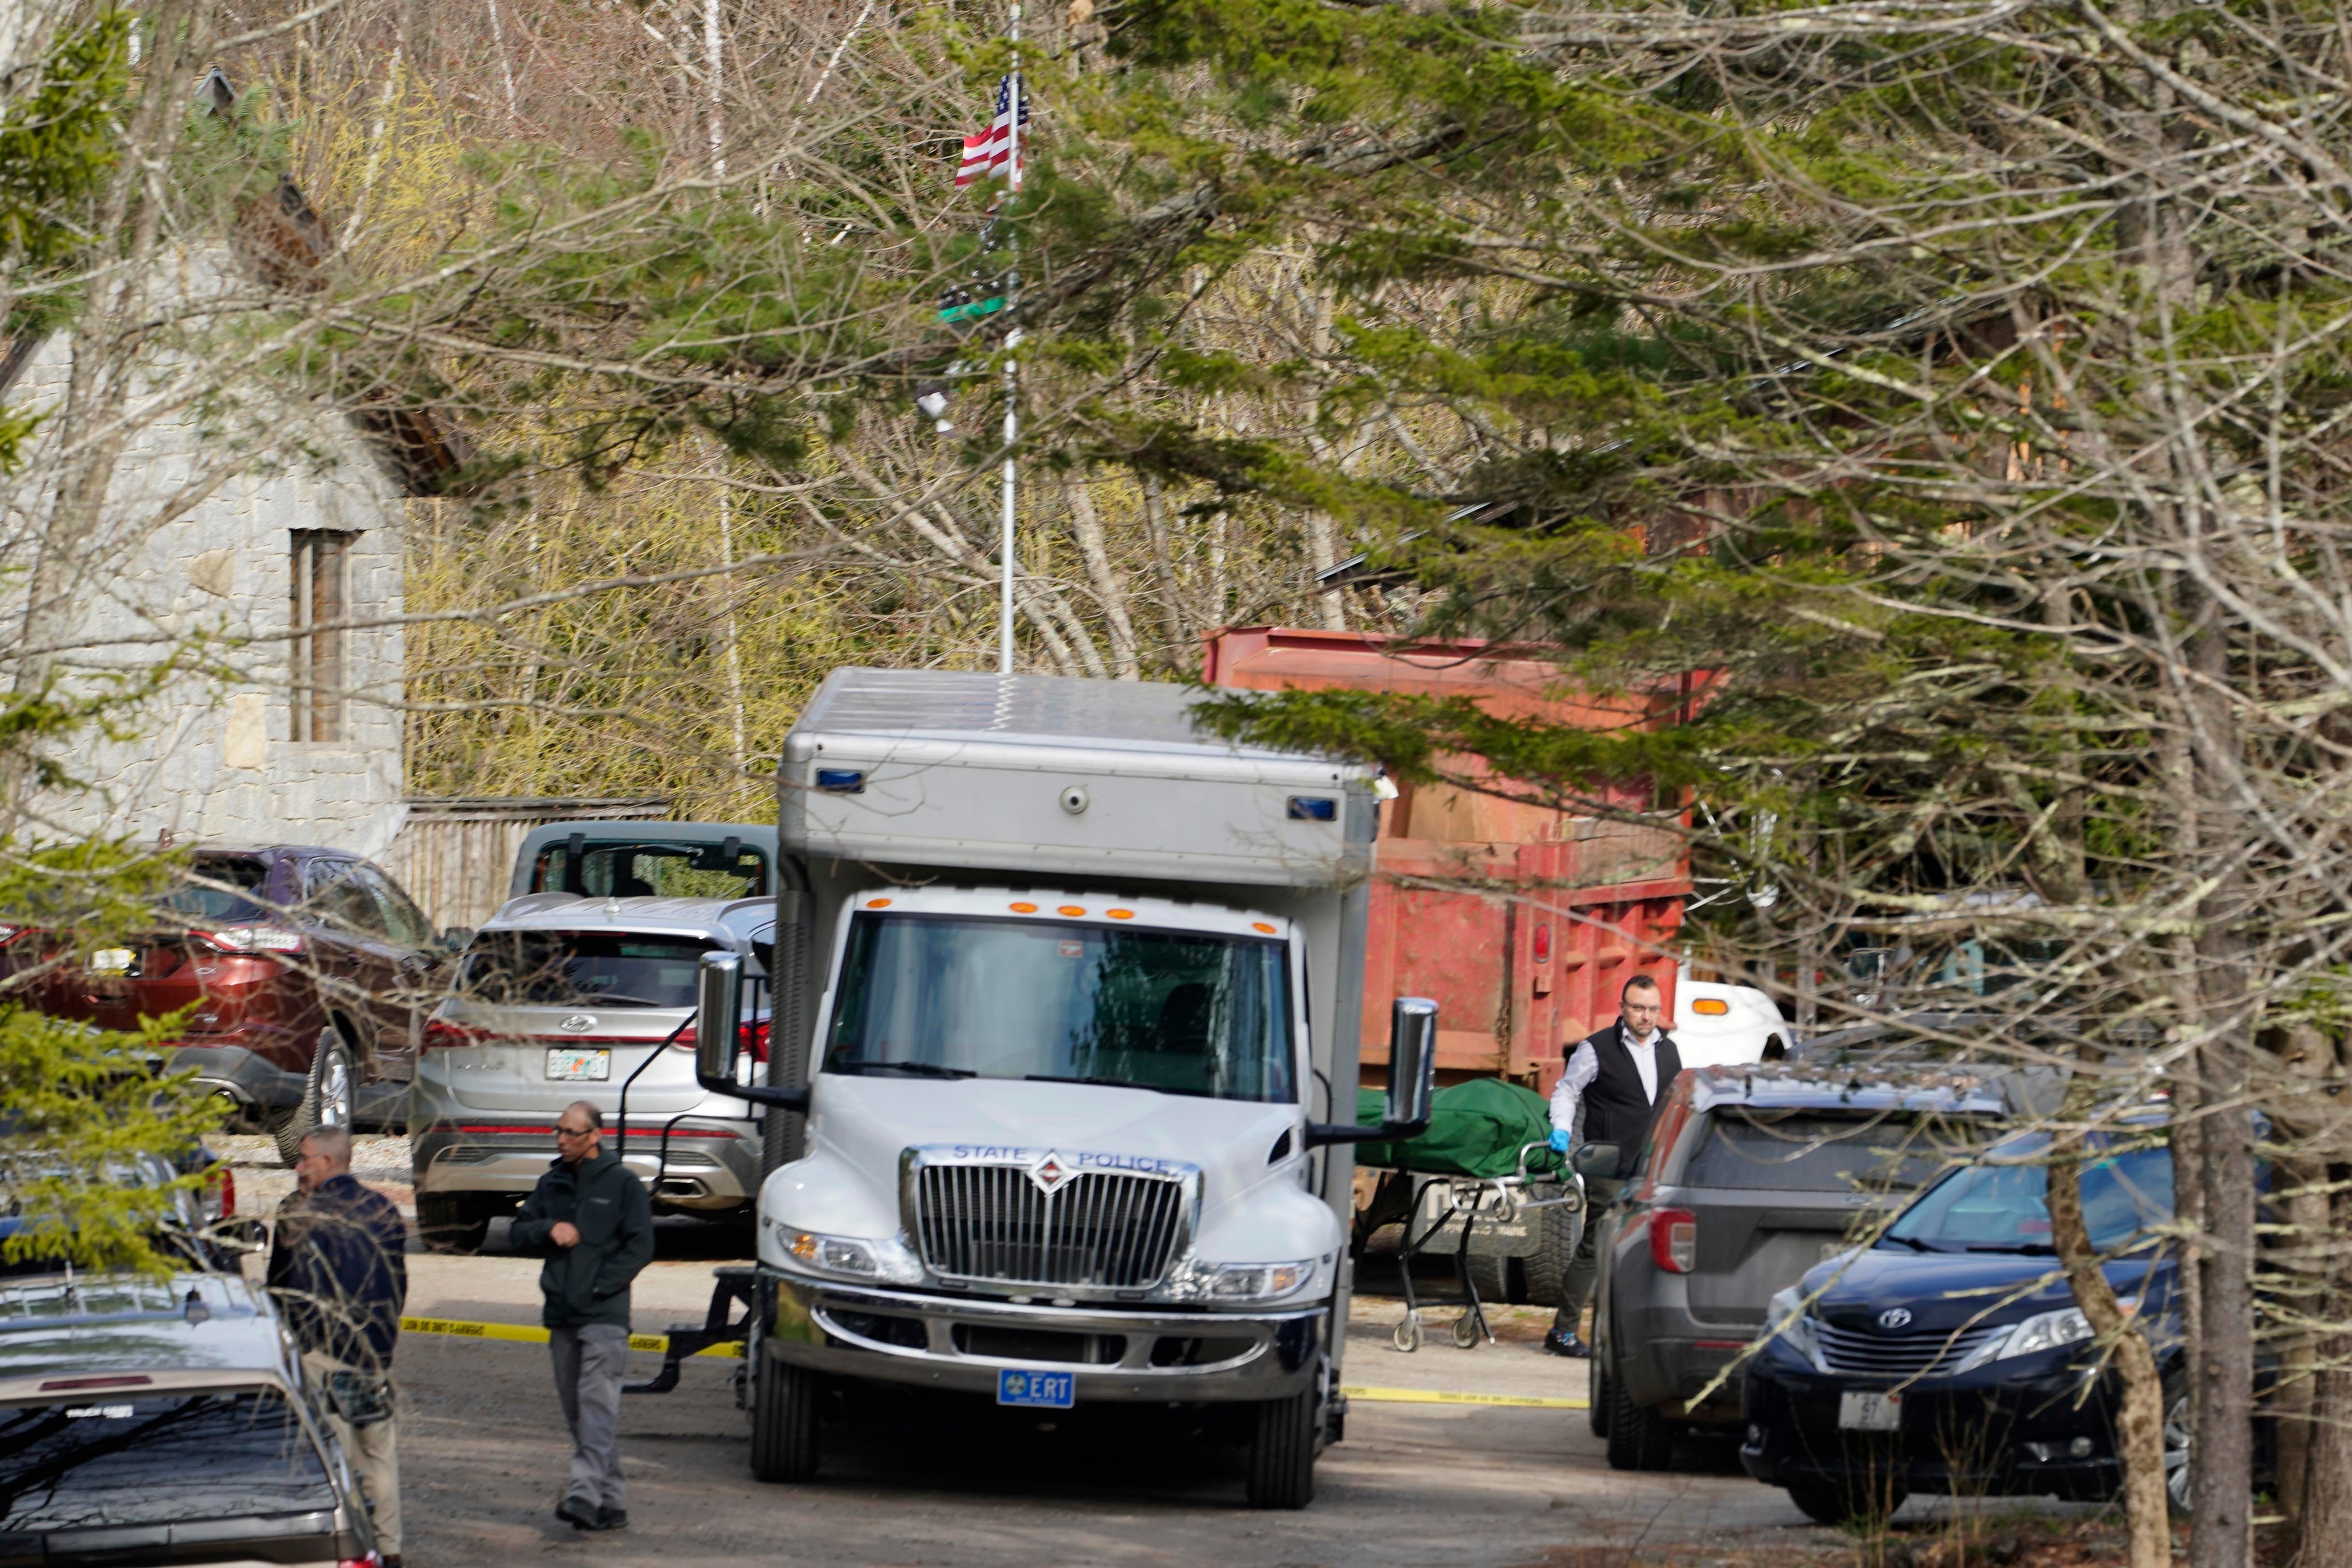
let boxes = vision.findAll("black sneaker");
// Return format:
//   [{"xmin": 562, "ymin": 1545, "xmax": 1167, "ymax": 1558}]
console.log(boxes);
[
  {"xmin": 594, "ymin": 1507, "xmax": 629, "ymax": 1532},
  {"xmin": 556, "ymin": 1497, "xmax": 598, "ymax": 1531},
  {"xmin": 1543, "ymin": 1329, "xmax": 1592, "ymax": 1359}
]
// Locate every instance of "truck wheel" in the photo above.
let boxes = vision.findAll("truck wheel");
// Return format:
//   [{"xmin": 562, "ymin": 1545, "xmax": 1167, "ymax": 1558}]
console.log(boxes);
[
  {"xmin": 274, "ymin": 1029, "xmax": 354, "ymax": 1166},
  {"xmin": 1465, "ymin": 1250, "xmax": 1514, "ymax": 1307},
  {"xmin": 1786, "ymin": 1477, "xmax": 1907, "ymax": 1527},
  {"xmin": 415, "ymin": 1193, "xmax": 491, "ymax": 1255},
  {"xmin": 1524, "ymin": 1199, "xmax": 1577, "ymax": 1312},
  {"xmin": 1245, "ymin": 1386, "xmax": 1318, "ymax": 1509},
  {"xmin": 1604, "ymin": 1356, "xmax": 1675, "ymax": 1472},
  {"xmin": 750, "ymin": 1356, "xmax": 820, "ymax": 1482},
  {"xmin": 1589, "ymin": 1363, "xmax": 1610, "ymax": 1438}
]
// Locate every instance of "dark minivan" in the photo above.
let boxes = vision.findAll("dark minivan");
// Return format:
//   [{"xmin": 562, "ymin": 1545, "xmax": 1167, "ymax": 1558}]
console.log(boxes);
[
  {"xmin": 1742, "ymin": 1125, "xmax": 2192, "ymax": 1524},
  {"xmin": 1587, "ymin": 1064, "xmax": 2006, "ymax": 1471}
]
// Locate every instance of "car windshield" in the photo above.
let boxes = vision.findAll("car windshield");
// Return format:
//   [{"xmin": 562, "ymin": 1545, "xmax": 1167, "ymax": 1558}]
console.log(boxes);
[
  {"xmin": 458, "ymin": 931, "xmax": 718, "ymax": 1009},
  {"xmin": 530, "ymin": 840, "xmax": 768, "ymax": 900},
  {"xmin": 161, "ymin": 856, "xmax": 273, "ymax": 925},
  {"xmin": 0, "ymin": 1387, "xmax": 335, "ymax": 1531},
  {"xmin": 1682, "ymin": 1110, "xmax": 1974, "ymax": 1193},
  {"xmin": 1882, "ymin": 1132, "xmax": 2172, "ymax": 1253},
  {"xmin": 822, "ymin": 913, "xmax": 1295, "ymax": 1103}
]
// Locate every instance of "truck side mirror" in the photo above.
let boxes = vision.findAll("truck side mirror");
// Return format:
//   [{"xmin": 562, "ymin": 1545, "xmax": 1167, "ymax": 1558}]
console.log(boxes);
[
  {"xmin": 1303, "ymin": 996, "xmax": 1440, "ymax": 1148},
  {"xmin": 1572, "ymin": 1142, "xmax": 1622, "ymax": 1180},
  {"xmin": 1386, "ymin": 996, "xmax": 1438, "ymax": 1131},
  {"xmin": 697, "ymin": 952, "xmax": 743, "ymax": 1085}
]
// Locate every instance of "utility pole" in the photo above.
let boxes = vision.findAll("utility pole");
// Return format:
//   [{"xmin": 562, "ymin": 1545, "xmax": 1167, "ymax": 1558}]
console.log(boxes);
[{"xmin": 998, "ymin": 3, "xmax": 1022, "ymax": 676}]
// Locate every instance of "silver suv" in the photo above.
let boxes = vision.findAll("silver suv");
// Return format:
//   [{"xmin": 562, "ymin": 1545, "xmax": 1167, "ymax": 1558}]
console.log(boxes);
[
  {"xmin": 0, "ymin": 1272, "xmax": 384, "ymax": 1566},
  {"xmin": 408, "ymin": 894, "xmax": 775, "ymax": 1251}
]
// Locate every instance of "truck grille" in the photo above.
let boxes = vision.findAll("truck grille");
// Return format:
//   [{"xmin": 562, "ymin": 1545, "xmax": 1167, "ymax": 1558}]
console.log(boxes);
[
  {"xmin": 912, "ymin": 1163, "xmax": 1188, "ymax": 1288},
  {"xmin": 1817, "ymin": 1321, "xmax": 2004, "ymax": 1379}
]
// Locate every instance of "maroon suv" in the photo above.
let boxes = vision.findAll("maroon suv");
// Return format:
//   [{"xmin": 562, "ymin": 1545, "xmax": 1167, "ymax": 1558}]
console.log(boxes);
[{"xmin": 2, "ymin": 846, "xmax": 460, "ymax": 1162}]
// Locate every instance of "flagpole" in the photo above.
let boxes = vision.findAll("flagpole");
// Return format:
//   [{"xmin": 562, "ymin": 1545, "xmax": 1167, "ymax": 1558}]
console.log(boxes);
[{"xmin": 999, "ymin": 4, "xmax": 1022, "ymax": 677}]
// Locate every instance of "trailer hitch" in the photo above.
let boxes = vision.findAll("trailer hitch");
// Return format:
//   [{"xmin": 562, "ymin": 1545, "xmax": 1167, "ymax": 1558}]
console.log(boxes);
[{"xmin": 623, "ymin": 1265, "xmax": 755, "ymax": 1395}]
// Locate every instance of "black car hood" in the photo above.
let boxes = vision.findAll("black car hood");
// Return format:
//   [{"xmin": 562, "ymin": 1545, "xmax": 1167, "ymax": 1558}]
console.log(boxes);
[{"xmin": 1801, "ymin": 1245, "xmax": 2168, "ymax": 1336}]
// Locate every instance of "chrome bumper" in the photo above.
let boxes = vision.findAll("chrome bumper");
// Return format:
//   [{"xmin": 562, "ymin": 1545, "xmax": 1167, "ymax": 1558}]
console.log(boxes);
[
  {"xmin": 413, "ymin": 1134, "xmax": 757, "ymax": 1209},
  {"xmin": 766, "ymin": 1273, "xmax": 1326, "ymax": 1403}
]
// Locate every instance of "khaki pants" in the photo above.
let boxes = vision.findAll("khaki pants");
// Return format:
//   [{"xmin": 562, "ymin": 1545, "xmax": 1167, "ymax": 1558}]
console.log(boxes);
[{"xmin": 304, "ymin": 1350, "xmax": 401, "ymax": 1557}]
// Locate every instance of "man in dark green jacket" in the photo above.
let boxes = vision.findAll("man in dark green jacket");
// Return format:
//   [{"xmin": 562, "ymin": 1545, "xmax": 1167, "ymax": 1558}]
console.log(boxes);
[{"xmin": 509, "ymin": 1101, "xmax": 654, "ymax": 1533}]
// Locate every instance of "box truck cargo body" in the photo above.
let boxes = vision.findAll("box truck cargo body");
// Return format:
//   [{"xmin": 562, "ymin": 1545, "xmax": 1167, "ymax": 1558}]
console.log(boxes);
[{"xmin": 682, "ymin": 668, "xmax": 1437, "ymax": 1509}]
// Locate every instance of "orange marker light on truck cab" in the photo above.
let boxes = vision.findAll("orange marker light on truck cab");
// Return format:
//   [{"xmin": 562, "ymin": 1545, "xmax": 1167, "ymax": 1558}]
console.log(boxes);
[
  {"xmin": 1009, "ymin": 902, "xmax": 1038, "ymax": 914},
  {"xmin": 866, "ymin": 898, "xmax": 892, "ymax": 909},
  {"xmin": 1252, "ymin": 922, "xmax": 1277, "ymax": 934},
  {"xmin": 1107, "ymin": 909, "xmax": 1134, "ymax": 919},
  {"xmin": 1690, "ymin": 998, "xmax": 1730, "ymax": 1016},
  {"xmin": 1057, "ymin": 905, "xmax": 1086, "ymax": 917}
]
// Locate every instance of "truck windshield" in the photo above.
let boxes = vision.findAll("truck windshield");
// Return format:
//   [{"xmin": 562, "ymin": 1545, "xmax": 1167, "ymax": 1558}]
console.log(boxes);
[{"xmin": 822, "ymin": 913, "xmax": 1295, "ymax": 1103}]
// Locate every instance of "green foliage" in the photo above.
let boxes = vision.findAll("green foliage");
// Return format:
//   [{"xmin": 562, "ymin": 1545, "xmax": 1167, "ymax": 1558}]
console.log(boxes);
[{"xmin": 0, "ymin": 1006, "xmax": 223, "ymax": 1277}]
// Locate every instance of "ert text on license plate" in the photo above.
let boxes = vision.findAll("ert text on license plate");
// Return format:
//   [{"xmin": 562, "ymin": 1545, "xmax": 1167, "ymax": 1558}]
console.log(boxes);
[
  {"xmin": 1838, "ymin": 1391, "xmax": 1902, "ymax": 1432},
  {"xmin": 997, "ymin": 1368, "xmax": 1075, "ymax": 1409},
  {"xmin": 545, "ymin": 1047, "xmax": 610, "ymax": 1082}
]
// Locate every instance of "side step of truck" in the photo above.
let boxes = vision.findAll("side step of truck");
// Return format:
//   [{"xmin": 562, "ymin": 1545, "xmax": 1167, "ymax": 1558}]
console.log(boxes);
[{"xmin": 623, "ymin": 1265, "xmax": 756, "ymax": 1395}]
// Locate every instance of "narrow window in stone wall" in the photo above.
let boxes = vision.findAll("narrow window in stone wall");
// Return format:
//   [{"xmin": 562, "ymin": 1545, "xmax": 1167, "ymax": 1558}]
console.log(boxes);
[{"xmin": 290, "ymin": 530, "xmax": 350, "ymax": 743}]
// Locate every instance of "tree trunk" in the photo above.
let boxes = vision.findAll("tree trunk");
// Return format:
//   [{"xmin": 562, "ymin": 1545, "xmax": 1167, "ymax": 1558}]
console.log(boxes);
[
  {"xmin": 1065, "ymin": 479, "xmax": 1138, "ymax": 678},
  {"xmin": 2047, "ymin": 1075, "xmax": 2171, "ymax": 1568}
]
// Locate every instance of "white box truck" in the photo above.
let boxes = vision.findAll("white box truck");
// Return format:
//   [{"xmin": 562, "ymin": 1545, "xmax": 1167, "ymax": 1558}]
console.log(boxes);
[{"xmin": 676, "ymin": 668, "xmax": 1437, "ymax": 1508}]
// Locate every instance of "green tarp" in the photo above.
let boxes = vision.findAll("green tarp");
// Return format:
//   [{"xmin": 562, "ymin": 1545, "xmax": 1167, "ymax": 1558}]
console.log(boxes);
[{"xmin": 1351, "ymin": 1077, "xmax": 1563, "ymax": 1179}]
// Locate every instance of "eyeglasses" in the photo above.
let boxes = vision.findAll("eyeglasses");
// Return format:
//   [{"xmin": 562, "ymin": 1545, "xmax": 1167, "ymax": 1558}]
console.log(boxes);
[{"xmin": 555, "ymin": 1125, "xmax": 595, "ymax": 1139}]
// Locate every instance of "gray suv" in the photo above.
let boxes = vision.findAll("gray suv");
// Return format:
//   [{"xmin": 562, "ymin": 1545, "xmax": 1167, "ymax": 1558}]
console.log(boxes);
[
  {"xmin": 408, "ymin": 893, "xmax": 775, "ymax": 1251},
  {"xmin": 1585, "ymin": 1063, "xmax": 2008, "ymax": 1470}
]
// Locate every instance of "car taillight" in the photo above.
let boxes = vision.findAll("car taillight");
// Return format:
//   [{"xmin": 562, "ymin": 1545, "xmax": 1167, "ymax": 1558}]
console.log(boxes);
[
  {"xmin": 423, "ymin": 1016, "xmax": 492, "ymax": 1051},
  {"xmin": 740, "ymin": 1018, "xmax": 770, "ymax": 1063},
  {"xmin": 0, "ymin": 924, "xmax": 30, "ymax": 947},
  {"xmin": 202, "ymin": 1165, "xmax": 235, "ymax": 1223},
  {"xmin": 194, "ymin": 927, "xmax": 306, "ymax": 955},
  {"xmin": 339, "ymin": 1553, "xmax": 383, "ymax": 1568},
  {"xmin": 1651, "ymin": 1207, "xmax": 1698, "ymax": 1274}
]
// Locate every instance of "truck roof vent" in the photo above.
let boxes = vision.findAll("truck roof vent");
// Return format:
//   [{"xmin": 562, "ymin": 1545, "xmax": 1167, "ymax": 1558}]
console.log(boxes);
[{"xmin": 1267, "ymin": 1128, "xmax": 1293, "ymax": 1163}]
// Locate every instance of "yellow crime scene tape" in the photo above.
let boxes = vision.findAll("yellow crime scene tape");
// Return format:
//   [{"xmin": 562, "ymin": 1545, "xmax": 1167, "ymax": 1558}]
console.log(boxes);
[
  {"xmin": 397, "ymin": 1314, "xmax": 1587, "ymax": 1406},
  {"xmin": 398, "ymin": 1315, "xmax": 740, "ymax": 1358}
]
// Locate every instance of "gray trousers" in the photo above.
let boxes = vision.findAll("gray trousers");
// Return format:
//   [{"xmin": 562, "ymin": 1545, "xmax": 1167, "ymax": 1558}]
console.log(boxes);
[
  {"xmin": 550, "ymin": 1323, "xmax": 630, "ymax": 1510},
  {"xmin": 1551, "ymin": 1176, "xmax": 1622, "ymax": 1335}
]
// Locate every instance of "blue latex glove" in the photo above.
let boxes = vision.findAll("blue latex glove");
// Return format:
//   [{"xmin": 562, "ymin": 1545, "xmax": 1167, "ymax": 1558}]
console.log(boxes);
[{"xmin": 1548, "ymin": 1127, "xmax": 1572, "ymax": 1154}]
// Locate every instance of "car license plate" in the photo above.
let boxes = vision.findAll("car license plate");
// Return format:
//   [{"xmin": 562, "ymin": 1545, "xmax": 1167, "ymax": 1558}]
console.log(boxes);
[
  {"xmin": 545, "ymin": 1047, "xmax": 610, "ymax": 1082},
  {"xmin": 87, "ymin": 948, "xmax": 135, "ymax": 976},
  {"xmin": 1839, "ymin": 1391, "xmax": 1902, "ymax": 1431},
  {"xmin": 996, "ymin": 1367, "xmax": 1075, "ymax": 1409}
]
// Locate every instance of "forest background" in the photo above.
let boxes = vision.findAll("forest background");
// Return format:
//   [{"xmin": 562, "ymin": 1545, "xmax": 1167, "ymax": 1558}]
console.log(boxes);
[{"xmin": 11, "ymin": 0, "xmax": 2352, "ymax": 1564}]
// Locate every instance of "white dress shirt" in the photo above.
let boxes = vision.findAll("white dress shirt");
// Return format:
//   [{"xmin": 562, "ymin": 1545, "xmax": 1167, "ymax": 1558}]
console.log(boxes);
[{"xmin": 1548, "ymin": 1025, "xmax": 1662, "ymax": 1144}]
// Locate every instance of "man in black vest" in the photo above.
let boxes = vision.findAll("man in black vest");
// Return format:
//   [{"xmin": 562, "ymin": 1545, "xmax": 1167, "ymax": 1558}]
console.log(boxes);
[{"xmin": 1542, "ymin": 972, "xmax": 1682, "ymax": 1357}]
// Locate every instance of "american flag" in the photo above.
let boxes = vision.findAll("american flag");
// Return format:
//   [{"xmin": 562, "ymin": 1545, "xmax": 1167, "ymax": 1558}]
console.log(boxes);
[{"xmin": 954, "ymin": 75, "xmax": 1028, "ymax": 188}]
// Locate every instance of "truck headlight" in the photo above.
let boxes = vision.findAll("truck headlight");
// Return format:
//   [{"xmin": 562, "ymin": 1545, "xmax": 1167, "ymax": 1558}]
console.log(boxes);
[
  {"xmin": 765, "ymin": 1221, "xmax": 924, "ymax": 1284},
  {"xmin": 785, "ymin": 1230, "xmax": 879, "ymax": 1278},
  {"xmin": 1208, "ymin": 1261, "xmax": 1315, "ymax": 1302}
]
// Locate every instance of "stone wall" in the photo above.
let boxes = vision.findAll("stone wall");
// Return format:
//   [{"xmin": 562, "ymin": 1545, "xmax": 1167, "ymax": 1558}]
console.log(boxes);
[{"xmin": 1, "ymin": 251, "xmax": 408, "ymax": 857}]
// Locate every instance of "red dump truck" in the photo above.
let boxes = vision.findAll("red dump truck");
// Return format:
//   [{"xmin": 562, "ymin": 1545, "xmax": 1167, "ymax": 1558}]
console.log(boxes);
[{"xmin": 1204, "ymin": 626, "xmax": 1695, "ymax": 1301}]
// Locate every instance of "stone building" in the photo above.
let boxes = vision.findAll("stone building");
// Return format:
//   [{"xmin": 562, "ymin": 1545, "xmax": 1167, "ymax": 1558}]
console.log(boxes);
[{"xmin": 0, "ymin": 196, "xmax": 464, "ymax": 857}]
